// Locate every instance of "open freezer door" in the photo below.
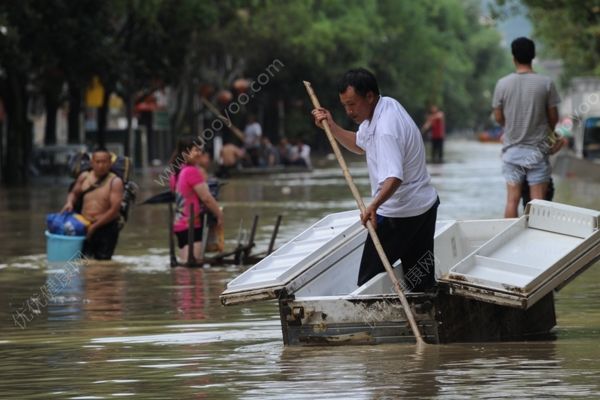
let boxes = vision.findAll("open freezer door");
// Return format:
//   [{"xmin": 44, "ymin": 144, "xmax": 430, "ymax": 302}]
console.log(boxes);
[
  {"xmin": 220, "ymin": 210, "xmax": 366, "ymax": 305},
  {"xmin": 439, "ymin": 200, "xmax": 600, "ymax": 309}
]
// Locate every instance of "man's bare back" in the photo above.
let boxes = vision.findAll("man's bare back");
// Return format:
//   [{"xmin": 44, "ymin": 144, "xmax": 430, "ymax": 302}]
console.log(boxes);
[{"xmin": 220, "ymin": 143, "xmax": 244, "ymax": 167}]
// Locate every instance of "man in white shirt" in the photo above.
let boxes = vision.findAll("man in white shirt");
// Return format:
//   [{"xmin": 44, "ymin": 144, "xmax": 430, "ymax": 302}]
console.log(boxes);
[
  {"xmin": 243, "ymin": 114, "xmax": 262, "ymax": 166},
  {"xmin": 243, "ymin": 114, "xmax": 262, "ymax": 148},
  {"xmin": 312, "ymin": 68, "xmax": 439, "ymax": 291},
  {"xmin": 288, "ymin": 139, "xmax": 312, "ymax": 168}
]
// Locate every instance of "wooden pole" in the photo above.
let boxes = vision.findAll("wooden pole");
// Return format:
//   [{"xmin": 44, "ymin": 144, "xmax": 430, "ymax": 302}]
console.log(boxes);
[
  {"xmin": 242, "ymin": 215, "xmax": 259, "ymax": 263},
  {"xmin": 168, "ymin": 202, "xmax": 177, "ymax": 267},
  {"xmin": 303, "ymin": 81, "xmax": 426, "ymax": 346},
  {"xmin": 267, "ymin": 215, "xmax": 282, "ymax": 255},
  {"xmin": 201, "ymin": 213, "xmax": 209, "ymax": 261},
  {"xmin": 200, "ymin": 97, "xmax": 245, "ymax": 142},
  {"xmin": 187, "ymin": 203, "xmax": 196, "ymax": 266}
]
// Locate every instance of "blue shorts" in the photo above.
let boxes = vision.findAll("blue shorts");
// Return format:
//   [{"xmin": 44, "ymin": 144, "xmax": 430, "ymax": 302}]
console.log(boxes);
[{"xmin": 502, "ymin": 159, "xmax": 551, "ymax": 185}]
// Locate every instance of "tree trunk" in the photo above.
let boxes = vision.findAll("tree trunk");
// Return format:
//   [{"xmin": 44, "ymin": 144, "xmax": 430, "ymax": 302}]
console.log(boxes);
[
  {"xmin": 125, "ymin": 92, "xmax": 135, "ymax": 160},
  {"xmin": 2, "ymin": 71, "xmax": 31, "ymax": 185},
  {"xmin": 96, "ymin": 86, "xmax": 110, "ymax": 148},
  {"xmin": 44, "ymin": 92, "xmax": 58, "ymax": 145},
  {"xmin": 67, "ymin": 83, "xmax": 82, "ymax": 144},
  {"xmin": 277, "ymin": 98, "xmax": 285, "ymax": 138}
]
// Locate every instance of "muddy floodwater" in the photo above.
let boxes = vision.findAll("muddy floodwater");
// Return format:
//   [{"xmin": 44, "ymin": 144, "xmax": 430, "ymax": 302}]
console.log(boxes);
[{"xmin": 1, "ymin": 139, "xmax": 600, "ymax": 399}]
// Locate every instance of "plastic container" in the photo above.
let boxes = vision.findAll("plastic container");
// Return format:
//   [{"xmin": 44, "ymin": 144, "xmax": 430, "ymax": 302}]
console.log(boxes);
[{"xmin": 45, "ymin": 230, "xmax": 86, "ymax": 262}]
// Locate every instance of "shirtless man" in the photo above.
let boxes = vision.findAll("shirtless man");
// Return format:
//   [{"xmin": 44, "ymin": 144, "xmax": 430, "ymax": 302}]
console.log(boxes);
[
  {"xmin": 62, "ymin": 148, "xmax": 124, "ymax": 260},
  {"xmin": 217, "ymin": 142, "xmax": 245, "ymax": 178},
  {"xmin": 220, "ymin": 143, "xmax": 245, "ymax": 168}
]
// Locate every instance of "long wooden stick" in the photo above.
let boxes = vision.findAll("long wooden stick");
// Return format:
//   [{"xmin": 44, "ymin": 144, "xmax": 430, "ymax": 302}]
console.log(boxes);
[
  {"xmin": 303, "ymin": 81, "xmax": 426, "ymax": 346},
  {"xmin": 200, "ymin": 97, "xmax": 245, "ymax": 142}
]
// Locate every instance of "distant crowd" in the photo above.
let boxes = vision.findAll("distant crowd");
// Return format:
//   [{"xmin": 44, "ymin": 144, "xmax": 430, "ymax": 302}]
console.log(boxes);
[{"xmin": 218, "ymin": 114, "xmax": 311, "ymax": 177}]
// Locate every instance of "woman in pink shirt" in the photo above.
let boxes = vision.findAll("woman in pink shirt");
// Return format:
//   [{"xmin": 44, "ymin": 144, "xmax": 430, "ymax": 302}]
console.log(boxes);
[{"xmin": 169, "ymin": 136, "xmax": 223, "ymax": 263}]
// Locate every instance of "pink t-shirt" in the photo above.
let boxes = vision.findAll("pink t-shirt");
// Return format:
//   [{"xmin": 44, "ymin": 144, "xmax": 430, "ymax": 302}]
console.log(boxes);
[{"xmin": 169, "ymin": 165, "xmax": 206, "ymax": 233}]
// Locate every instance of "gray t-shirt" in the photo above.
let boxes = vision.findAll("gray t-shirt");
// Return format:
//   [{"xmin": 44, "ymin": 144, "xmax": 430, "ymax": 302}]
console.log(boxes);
[{"xmin": 492, "ymin": 72, "xmax": 560, "ymax": 152}]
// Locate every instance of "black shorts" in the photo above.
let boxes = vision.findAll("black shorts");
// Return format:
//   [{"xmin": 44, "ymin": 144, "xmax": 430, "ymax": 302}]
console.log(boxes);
[
  {"xmin": 82, "ymin": 219, "xmax": 120, "ymax": 260},
  {"xmin": 175, "ymin": 226, "xmax": 204, "ymax": 249},
  {"xmin": 357, "ymin": 198, "xmax": 440, "ymax": 291}
]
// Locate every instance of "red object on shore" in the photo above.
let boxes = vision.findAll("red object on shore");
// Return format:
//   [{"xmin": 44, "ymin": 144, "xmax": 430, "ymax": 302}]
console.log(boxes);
[
  {"xmin": 233, "ymin": 78, "xmax": 250, "ymax": 93},
  {"xmin": 217, "ymin": 90, "xmax": 233, "ymax": 104},
  {"xmin": 199, "ymin": 83, "xmax": 215, "ymax": 99},
  {"xmin": 135, "ymin": 95, "xmax": 157, "ymax": 112}
]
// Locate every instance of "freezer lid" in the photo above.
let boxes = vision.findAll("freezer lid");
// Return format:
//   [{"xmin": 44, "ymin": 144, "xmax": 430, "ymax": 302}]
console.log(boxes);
[
  {"xmin": 439, "ymin": 200, "xmax": 600, "ymax": 309},
  {"xmin": 221, "ymin": 210, "xmax": 364, "ymax": 305}
]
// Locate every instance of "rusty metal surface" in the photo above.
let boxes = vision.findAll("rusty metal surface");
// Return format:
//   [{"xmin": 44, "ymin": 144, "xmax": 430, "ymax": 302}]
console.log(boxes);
[
  {"xmin": 277, "ymin": 289, "xmax": 557, "ymax": 346},
  {"xmin": 220, "ymin": 287, "xmax": 280, "ymax": 306},
  {"xmin": 280, "ymin": 294, "xmax": 439, "ymax": 345}
]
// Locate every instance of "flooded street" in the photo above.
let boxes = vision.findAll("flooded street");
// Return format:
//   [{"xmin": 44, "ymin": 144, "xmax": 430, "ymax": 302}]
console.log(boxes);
[{"xmin": 1, "ymin": 139, "xmax": 600, "ymax": 399}]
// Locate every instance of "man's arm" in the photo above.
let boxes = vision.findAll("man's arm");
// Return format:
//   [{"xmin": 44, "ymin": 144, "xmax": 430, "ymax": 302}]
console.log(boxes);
[
  {"xmin": 61, "ymin": 173, "xmax": 86, "ymax": 212},
  {"xmin": 311, "ymin": 107, "xmax": 365, "ymax": 154},
  {"xmin": 87, "ymin": 177, "xmax": 124, "ymax": 238},
  {"xmin": 361, "ymin": 177, "xmax": 402, "ymax": 227},
  {"xmin": 421, "ymin": 115, "xmax": 432, "ymax": 133},
  {"xmin": 547, "ymin": 106, "xmax": 559, "ymax": 130},
  {"xmin": 493, "ymin": 107, "xmax": 505, "ymax": 127}
]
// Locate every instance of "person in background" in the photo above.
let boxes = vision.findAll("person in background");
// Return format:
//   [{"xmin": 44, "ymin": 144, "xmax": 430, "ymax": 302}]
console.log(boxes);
[
  {"xmin": 243, "ymin": 114, "xmax": 262, "ymax": 166},
  {"xmin": 169, "ymin": 135, "xmax": 223, "ymax": 263},
  {"xmin": 288, "ymin": 139, "xmax": 311, "ymax": 168},
  {"xmin": 311, "ymin": 68, "xmax": 439, "ymax": 292},
  {"xmin": 421, "ymin": 104, "xmax": 445, "ymax": 163},
  {"xmin": 61, "ymin": 147, "xmax": 124, "ymax": 260},
  {"xmin": 258, "ymin": 136, "xmax": 279, "ymax": 167},
  {"xmin": 493, "ymin": 37, "xmax": 560, "ymax": 218},
  {"xmin": 277, "ymin": 138, "xmax": 293, "ymax": 165},
  {"xmin": 217, "ymin": 140, "xmax": 245, "ymax": 178}
]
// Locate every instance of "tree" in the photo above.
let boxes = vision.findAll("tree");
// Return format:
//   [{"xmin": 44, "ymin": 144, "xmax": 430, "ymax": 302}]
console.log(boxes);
[
  {"xmin": 214, "ymin": 0, "xmax": 381, "ymax": 147},
  {"xmin": 496, "ymin": 0, "xmax": 600, "ymax": 81},
  {"xmin": 365, "ymin": 0, "xmax": 508, "ymax": 130},
  {"xmin": 0, "ymin": 1, "xmax": 36, "ymax": 184}
]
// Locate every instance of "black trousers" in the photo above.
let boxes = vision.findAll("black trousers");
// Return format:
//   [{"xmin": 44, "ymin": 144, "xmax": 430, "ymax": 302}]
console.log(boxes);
[
  {"xmin": 175, "ymin": 226, "xmax": 204, "ymax": 249},
  {"xmin": 357, "ymin": 198, "xmax": 439, "ymax": 291},
  {"xmin": 431, "ymin": 138, "xmax": 444, "ymax": 163},
  {"xmin": 82, "ymin": 219, "xmax": 120, "ymax": 260}
]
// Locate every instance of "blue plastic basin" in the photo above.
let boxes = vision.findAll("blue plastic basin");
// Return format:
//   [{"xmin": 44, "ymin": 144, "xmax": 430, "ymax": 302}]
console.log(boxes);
[{"xmin": 45, "ymin": 230, "xmax": 85, "ymax": 262}]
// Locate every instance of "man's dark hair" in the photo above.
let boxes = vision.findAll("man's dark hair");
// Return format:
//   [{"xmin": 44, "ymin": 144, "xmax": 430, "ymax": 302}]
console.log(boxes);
[
  {"xmin": 511, "ymin": 37, "xmax": 535, "ymax": 65},
  {"xmin": 337, "ymin": 68, "xmax": 380, "ymax": 97},
  {"xmin": 92, "ymin": 146, "xmax": 111, "ymax": 155}
]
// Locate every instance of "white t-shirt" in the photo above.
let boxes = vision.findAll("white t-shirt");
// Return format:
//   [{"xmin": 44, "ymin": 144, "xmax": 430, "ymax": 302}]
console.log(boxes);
[
  {"xmin": 299, "ymin": 144, "xmax": 311, "ymax": 168},
  {"xmin": 356, "ymin": 96, "xmax": 438, "ymax": 217},
  {"xmin": 244, "ymin": 122, "xmax": 262, "ymax": 148}
]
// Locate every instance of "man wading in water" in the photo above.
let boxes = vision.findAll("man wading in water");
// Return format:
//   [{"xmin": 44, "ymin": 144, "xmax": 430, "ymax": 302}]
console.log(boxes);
[{"xmin": 62, "ymin": 147, "xmax": 124, "ymax": 260}]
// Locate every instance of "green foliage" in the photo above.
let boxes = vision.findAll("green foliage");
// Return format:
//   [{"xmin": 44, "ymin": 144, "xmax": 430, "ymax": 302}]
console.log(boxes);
[
  {"xmin": 496, "ymin": 0, "xmax": 600, "ymax": 81},
  {"xmin": 525, "ymin": 0, "xmax": 600, "ymax": 79},
  {"xmin": 365, "ymin": 0, "xmax": 509, "ymax": 129}
]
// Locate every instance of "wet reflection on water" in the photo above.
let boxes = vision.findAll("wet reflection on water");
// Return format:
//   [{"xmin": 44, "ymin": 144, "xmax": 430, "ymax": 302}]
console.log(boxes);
[{"xmin": 1, "ymin": 139, "xmax": 600, "ymax": 398}]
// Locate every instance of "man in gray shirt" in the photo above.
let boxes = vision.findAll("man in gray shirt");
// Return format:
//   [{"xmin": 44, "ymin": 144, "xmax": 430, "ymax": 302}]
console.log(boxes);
[{"xmin": 493, "ymin": 37, "xmax": 560, "ymax": 218}]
